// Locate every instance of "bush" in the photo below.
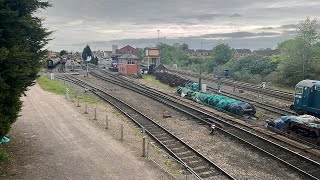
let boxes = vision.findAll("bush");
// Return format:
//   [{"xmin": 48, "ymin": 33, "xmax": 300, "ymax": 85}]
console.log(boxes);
[{"xmin": 0, "ymin": 1, "xmax": 51, "ymax": 137}]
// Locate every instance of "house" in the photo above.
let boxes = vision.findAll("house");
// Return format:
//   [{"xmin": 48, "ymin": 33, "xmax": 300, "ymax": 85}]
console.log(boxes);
[
  {"xmin": 103, "ymin": 51, "xmax": 112, "ymax": 58},
  {"xmin": 154, "ymin": 64, "xmax": 167, "ymax": 73},
  {"xmin": 117, "ymin": 54, "xmax": 140, "ymax": 75},
  {"xmin": 186, "ymin": 49, "xmax": 211, "ymax": 57},
  {"xmin": 186, "ymin": 49, "xmax": 196, "ymax": 56},
  {"xmin": 47, "ymin": 51, "xmax": 57, "ymax": 58},
  {"xmin": 253, "ymin": 49, "xmax": 280, "ymax": 57},
  {"xmin": 195, "ymin": 49, "xmax": 211, "ymax": 57},
  {"xmin": 233, "ymin": 49, "xmax": 252, "ymax": 58}
]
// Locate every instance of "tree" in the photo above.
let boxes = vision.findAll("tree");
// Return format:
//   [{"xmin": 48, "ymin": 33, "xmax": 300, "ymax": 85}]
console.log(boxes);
[
  {"xmin": 59, "ymin": 50, "xmax": 67, "ymax": 56},
  {"xmin": 181, "ymin": 43, "xmax": 189, "ymax": 51},
  {"xmin": 277, "ymin": 18, "xmax": 320, "ymax": 85},
  {"xmin": 234, "ymin": 55, "xmax": 277, "ymax": 75},
  {"xmin": 82, "ymin": 45, "xmax": 92, "ymax": 61},
  {"xmin": 157, "ymin": 43, "xmax": 188, "ymax": 65},
  {"xmin": 0, "ymin": 0, "xmax": 51, "ymax": 137},
  {"xmin": 90, "ymin": 56, "xmax": 98, "ymax": 65},
  {"xmin": 212, "ymin": 43, "xmax": 233, "ymax": 65}
]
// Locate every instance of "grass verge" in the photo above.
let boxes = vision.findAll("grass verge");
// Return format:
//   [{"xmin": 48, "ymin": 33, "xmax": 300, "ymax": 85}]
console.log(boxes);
[
  {"xmin": 37, "ymin": 76, "xmax": 100, "ymax": 104},
  {"xmin": 37, "ymin": 76, "xmax": 69, "ymax": 96},
  {"xmin": 142, "ymin": 75, "xmax": 176, "ymax": 92}
]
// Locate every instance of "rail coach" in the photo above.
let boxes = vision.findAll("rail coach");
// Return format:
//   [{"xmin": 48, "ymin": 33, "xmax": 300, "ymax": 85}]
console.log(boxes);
[
  {"xmin": 290, "ymin": 80, "xmax": 320, "ymax": 118},
  {"xmin": 47, "ymin": 58, "xmax": 61, "ymax": 69}
]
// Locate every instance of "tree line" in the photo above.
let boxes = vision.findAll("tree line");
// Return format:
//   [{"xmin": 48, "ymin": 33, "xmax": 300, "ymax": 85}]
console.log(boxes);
[{"xmin": 156, "ymin": 18, "xmax": 320, "ymax": 86}]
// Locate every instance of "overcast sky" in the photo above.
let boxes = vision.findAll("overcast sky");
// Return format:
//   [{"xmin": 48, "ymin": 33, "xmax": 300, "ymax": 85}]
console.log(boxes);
[{"xmin": 38, "ymin": 0, "xmax": 320, "ymax": 51}]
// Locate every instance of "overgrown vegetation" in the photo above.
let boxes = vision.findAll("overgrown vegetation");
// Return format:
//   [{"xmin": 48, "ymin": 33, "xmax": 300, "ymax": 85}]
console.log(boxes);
[
  {"xmin": 157, "ymin": 17, "xmax": 320, "ymax": 87},
  {"xmin": 0, "ymin": 0, "xmax": 51, "ymax": 137}
]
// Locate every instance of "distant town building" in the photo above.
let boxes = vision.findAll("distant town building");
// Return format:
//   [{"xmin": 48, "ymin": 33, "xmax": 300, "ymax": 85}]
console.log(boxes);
[
  {"xmin": 47, "ymin": 51, "xmax": 57, "ymax": 58},
  {"xmin": 92, "ymin": 50, "xmax": 112, "ymax": 58},
  {"xmin": 186, "ymin": 49, "xmax": 211, "ymax": 57},
  {"xmin": 253, "ymin": 49, "xmax": 280, "ymax": 57},
  {"xmin": 186, "ymin": 49, "xmax": 196, "ymax": 56},
  {"xmin": 233, "ymin": 49, "xmax": 252, "ymax": 58},
  {"xmin": 112, "ymin": 45, "xmax": 118, "ymax": 54}
]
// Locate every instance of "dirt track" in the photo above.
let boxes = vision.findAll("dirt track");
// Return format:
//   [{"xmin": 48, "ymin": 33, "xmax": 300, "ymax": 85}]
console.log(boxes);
[{"xmin": 0, "ymin": 84, "xmax": 168, "ymax": 179}]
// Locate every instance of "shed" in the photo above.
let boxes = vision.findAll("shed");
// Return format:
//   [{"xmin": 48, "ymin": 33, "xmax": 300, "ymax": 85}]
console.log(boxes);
[{"xmin": 154, "ymin": 64, "xmax": 168, "ymax": 73}]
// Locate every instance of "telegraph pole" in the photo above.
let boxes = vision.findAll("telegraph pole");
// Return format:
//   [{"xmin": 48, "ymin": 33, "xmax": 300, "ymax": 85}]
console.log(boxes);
[
  {"xmin": 157, "ymin": 30, "xmax": 160, "ymax": 45},
  {"xmin": 199, "ymin": 40, "xmax": 203, "ymax": 90}
]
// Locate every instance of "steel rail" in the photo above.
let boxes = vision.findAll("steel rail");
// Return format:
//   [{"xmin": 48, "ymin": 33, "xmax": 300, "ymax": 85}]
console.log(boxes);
[
  {"xmin": 91, "ymin": 71, "xmax": 320, "ymax": 179},
  {"xmin": 57, "ymin": 75, "xmax": 235, "ymax": 179}
]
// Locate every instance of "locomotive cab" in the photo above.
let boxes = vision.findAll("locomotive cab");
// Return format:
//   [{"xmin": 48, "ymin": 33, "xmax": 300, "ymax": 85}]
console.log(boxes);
[{"xmin": 292, "ymin": 80, "xmax": 320, "ymax": 117}]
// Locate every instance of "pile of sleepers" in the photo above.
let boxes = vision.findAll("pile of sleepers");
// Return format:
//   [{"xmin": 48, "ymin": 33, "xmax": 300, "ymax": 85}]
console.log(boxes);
[{"xmin": 154, "ymin": 71, "xmax": 191, "ymax": 87}]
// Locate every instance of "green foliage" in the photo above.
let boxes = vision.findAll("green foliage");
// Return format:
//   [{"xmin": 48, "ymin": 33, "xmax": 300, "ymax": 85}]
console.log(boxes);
[
  {"xmin": 0, "ymin": 0, "xmax": 51, "ymax": 137},
  {"xmin": 37, "ymin": 76, "xmax": 100, "ymax": 104},
  {"xmin": 181, "ymin": 43, "xmax": 189, "ymax": 51},
  {"xmin": 82, "ymin": 45, "xmax": 92, "ymax": 61},
  {"xmin": 277, "ymin": 17, "xmax": 320, "ymax": 86},
  {"xmin": 212, "ymin": 43, "xmax": 233, "ymax": 66},
  {"xmin": 233, "ymin": 69, "xmax": 262, "ymax": 84},
  {"xmin": 90, "ymin": 56, "xmax": 98, "ymax": 65},
  {"xmin": 59, "ymin": 50, "xmax": 67, "ymax": 56},
  {"xmin": 233, "ymin": 55, "xmax": 278, "ymax": 75},
  {"xmin": 37, "ymin": 76, "xmax": 68, "ymax": 95},
  {"xmin": 157, "ymin": 43, "xmax": 188, "ymax": 66}
]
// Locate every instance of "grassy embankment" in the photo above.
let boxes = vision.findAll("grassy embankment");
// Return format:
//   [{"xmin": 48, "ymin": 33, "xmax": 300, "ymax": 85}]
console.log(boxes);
[
  {"xmin": 142, "ymin": 75, "xmax": 176, "ymax": 92},
  {"xmin": 37, "ymin": 76, "xmax": 99, "ymax": 104}
]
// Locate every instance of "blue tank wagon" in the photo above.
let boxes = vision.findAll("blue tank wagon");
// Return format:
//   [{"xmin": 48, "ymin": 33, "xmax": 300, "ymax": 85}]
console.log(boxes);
[{"xmin": 290, "ymin": 80, "xmax": 320, "ymax": 118}]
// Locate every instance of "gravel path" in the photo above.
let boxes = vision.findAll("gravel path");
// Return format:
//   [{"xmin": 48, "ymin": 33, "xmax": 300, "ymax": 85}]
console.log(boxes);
[{"xmin": 0, "ymin": 84, "xmax": 168, "ymax": 180}]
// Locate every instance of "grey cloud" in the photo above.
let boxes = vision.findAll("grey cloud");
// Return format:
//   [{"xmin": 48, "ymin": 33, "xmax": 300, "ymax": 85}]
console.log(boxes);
[
  {"xmin": 40, "ymin": 0, "xmax": 320, "ymax": 51},
  {"xmin": 198, "ymin": 31, "xmax": 281, "ymax": 39},
  {"xmin": 230, "ymin": 13, "xmax": 242, "ymax": 17},
  {"xmin": 281, "ymin": 24, "xmax": 299, "ymax": 29}
]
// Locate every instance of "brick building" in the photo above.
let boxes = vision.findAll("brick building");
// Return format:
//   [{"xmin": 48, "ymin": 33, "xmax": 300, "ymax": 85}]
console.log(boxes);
[{"xmin": 117, "ymin": 54, "xmax": 140, "ymax": 75}]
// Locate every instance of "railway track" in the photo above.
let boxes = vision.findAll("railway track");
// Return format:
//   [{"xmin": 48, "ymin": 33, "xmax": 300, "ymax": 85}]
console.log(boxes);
[
  {"xmin": 169, "ymin": 69, "xmax": 294, "ymax": 102},
  {"xmin": 57, "ymin": 75, "xmax": 235, "ymax": 179},
  {"xmin": 88, "ymin": 71, "xmax": 320, "ymax": 179}
]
